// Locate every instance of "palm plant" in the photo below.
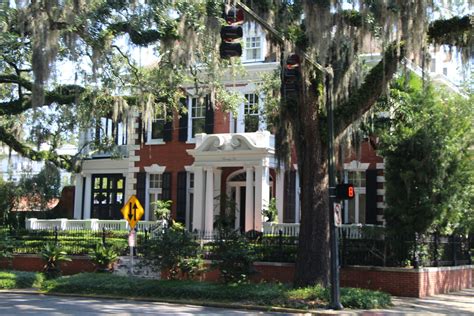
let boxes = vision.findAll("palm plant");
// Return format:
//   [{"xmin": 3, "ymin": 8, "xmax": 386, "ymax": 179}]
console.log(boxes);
[
  {"xmin": 40, "ymin": 243, "xmax": 71, "ymax": 279},
  {"xmin": 89, "ymin": 243, "xmax": 119, "ymax": 272}
]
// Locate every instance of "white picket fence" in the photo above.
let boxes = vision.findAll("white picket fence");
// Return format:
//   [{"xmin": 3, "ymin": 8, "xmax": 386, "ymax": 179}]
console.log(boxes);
[{"xmin": 25, "ymin": 218, "xmax": 157, "ymax": 231}]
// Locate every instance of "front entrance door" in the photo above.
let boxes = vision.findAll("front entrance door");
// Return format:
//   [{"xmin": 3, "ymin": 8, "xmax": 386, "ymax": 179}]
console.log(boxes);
[
  {"xmin": 229, "ymin": 184, "xmax": 246, "ymax": 232},
  {"xmin": 91, "ymin": 174, "xmax": 125, "ymax": 219}
]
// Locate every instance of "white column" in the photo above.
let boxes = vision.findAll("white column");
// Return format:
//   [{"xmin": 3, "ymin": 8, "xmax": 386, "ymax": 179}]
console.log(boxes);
[
  {"xmin": 73, "ymin": 174, "xmax": 84, "ymax": 219},
  {"xmin": 295, "ymin": 168, "xmax": 301, "ymax": 223},
  {"xmin": 245, "ymin": 167, "xmax": 254, "ymax": 231},
  {"xmin": 192, "ymin": 167, "xmax": 204, "ymax": 232},
  {"xmin": 83, "ymin": 174, "xmax": 92, "ymax": 219},
  {"xmin": 275, "ymin": 169, "xmax": 285, "ymax": 224},
  {"xmin": 213, "ymin": 168, "xmax": 222, "ymax": 218},
  {"xmin": 204, "ymin": 167, "xmax": 214, "ymax": 235},
  {"xmin": 254, "ymin": 163, "xmax": 270, "ymax": 231}
]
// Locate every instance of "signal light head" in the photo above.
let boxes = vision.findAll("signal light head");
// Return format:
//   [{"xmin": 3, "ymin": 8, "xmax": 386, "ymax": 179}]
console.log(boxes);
[
  {"xmin": 224, "ymin": 7, "xmax": 244, "ymax": 25},
  {"xmin": 336, "ymin": 183, "xmax": 355, "ymax": 200}
]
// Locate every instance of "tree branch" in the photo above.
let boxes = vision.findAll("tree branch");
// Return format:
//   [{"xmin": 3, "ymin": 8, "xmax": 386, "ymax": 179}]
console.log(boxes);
[
  {"xmin": 0, "ymin": 75, "xmax": 85, "ymax": 115},
  {"xmin": 334, "ymin": 43, "xmax": 403, "ymax": 137},
  {"xmin": 428, "ymin": 15, "xmax": 472, "ymax": 47},
  {"xmin": 0, "ymin": 125, "xmax": 75, "ymax": 172}
]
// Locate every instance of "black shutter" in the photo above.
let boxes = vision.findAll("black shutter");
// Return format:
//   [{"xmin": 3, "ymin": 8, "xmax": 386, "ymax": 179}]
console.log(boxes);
[
  {"xmin": 365, "ymin": 169, "xmax": 378, "ymax": 224},
  {"xmin": 162, "ymin": 172, "xmax": 172, "ymax": 201},
  {"xmin": 176, "ymin": 171, "xmax": 187, "ymax": 224},
  {"xmin": 205, "ymin": 96, "xmax": 214, "ymax": 134},
  {"xmin": 163, "ymin": 120, "xmax": 172, "ymax": 142},
  {"xmin": 136, "ymin": 172, "xmax": 147, "ymax": 208},
  {"xmin": 283, "ymin": 170, "xmax": 296, "ymax": 223},
  {"xmin": 178, "ymin": 98, "xmax": 188, "ymax": 142}
]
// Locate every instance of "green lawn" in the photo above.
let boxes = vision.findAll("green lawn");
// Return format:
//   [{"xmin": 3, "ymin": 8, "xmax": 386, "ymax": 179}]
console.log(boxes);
[{"xmin": 0, "ymin": 270, "xmax": 44, "ymax": 289}]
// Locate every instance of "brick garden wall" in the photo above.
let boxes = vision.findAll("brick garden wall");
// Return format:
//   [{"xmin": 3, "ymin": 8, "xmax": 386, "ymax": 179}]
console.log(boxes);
[{"xmin": 2, "ymin": 255, "xmax": 472, "ymax": 298}]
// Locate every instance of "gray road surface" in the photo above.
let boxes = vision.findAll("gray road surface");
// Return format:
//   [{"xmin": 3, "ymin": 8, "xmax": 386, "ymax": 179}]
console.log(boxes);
[{"xmin": 0, "ymin": 293, "xmax": 298, "ymax": 316}]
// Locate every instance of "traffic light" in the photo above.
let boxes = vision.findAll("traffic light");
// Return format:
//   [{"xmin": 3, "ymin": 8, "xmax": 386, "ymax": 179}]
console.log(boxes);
[
  {"xmin": 219, "ymin": 6, "xmax": 244, "ymax": 59},
  {"xmin": 283, "ymin": 53, "xmax": 301, "ymax": 96},
  {"xmin": 336, "ymin": 183, "xmax": 355, "ymax": 200}
]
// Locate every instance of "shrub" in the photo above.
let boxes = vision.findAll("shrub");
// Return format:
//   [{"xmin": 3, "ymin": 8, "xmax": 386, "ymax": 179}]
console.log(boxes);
[
  {"xmin": 0, "ymin": 231, "xmax": 13, "ymax": 259},
  {"xmin": 211, "ymin": 230, "xmax": 256, "ymax": 284},
  {"xmin": 89, "ymin": 243, "xmax": 119, "ymax": 272},
  {"xmin": 339, "ymin": 287, "xmax": 391, "ymax": 309},
  {"xmin": 142, "ymin": 222, "xmax": 202, "ymax": 280},
  {"xmin": 40, "ymin": 243, "xmax": 71, "ymax": 279},
  {"xmin": 40, "ymin": 273, "xmax": 391, "ymax": 309}
]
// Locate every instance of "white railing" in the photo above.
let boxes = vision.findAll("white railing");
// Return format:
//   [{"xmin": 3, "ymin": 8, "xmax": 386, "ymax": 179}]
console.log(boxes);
[
  {"xmin": 338, "ymin": 223, "xmax": 385, "ymax": 239},
  {"xmin": 25, "ymin": 218, "xmax": 157, "ymax": 231},
  {"xmin": 262, "ymin": 222, "xmax": 300, "ymax": 236},
  {"xmin": 262, "ymin": 222, "xmax": 384, "ymax": 239}
]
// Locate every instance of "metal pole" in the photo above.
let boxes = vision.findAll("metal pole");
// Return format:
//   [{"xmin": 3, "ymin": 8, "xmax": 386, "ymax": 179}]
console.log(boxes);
[
  {"xmin": 129, "ymin": 230, "xmax": 134, "ymax": 276},
  {"xmin": 326, "ymin": 66, "xmax": 343, "ymax": 310}
]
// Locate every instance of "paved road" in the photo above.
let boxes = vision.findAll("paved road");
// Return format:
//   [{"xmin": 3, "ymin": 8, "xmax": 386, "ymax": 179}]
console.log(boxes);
[
  {"xmin": 0, "ymin": 293, "xmax": 298, "ymax": 316},
  {"xmin": 0, "ymin": 288, "xmax": 473, "ymax": 315}
]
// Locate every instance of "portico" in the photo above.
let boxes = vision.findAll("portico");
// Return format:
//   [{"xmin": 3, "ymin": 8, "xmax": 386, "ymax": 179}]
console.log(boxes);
[{"xmin": 187, "ymin": 131, "xmax": 280, "ymax": 234}]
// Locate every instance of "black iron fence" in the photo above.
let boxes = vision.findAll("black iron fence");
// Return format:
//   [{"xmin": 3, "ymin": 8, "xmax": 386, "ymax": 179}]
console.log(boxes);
[
  {"xmin": 339, "ymin": 231, "xmax": 472, "ymax": 268},
  {"xmin": 5, "ymin": 227, "xmax": 151, "ymax": 256},
  {"xmin": 3, "ymin": 226, "xmax": 472, "ymax": 268}
]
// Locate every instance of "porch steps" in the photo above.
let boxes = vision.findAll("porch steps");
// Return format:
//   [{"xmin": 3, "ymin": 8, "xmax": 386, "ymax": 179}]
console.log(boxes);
[{"xmin": 113, "ymin": 256, "xmax": 160, "ymax": 279}]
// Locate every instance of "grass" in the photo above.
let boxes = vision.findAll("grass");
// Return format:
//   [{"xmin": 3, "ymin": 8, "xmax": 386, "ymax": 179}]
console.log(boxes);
[
  {"xmin": 0, "ymin": 270, "xmax": 44, "ymax": 289},
  {"xmin": 40, "ymin": 273, "xmax": 392, "ymax": 310}
]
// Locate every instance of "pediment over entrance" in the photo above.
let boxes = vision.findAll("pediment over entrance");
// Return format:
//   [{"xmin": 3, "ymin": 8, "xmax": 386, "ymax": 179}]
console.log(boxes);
[{"xmin": 193, "ymin": 132, "xmax": 274, "ymax": 153}]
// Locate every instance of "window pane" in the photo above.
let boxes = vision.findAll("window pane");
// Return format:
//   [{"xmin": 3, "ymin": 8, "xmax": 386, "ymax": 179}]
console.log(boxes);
[
  {"xmin": 151, "ymin": 119, "xmax": 165, "ymax": 139},
  {"xmin": 150, "ymin": 174, "xmax": 163, "ymax": 189},
  {"xmin": 192, "ymin": 118, "xmax": 205, "ymax": 137},
  {"xmin": 245, "ymin": 116, "xmax": 259, "ymax": 132}
]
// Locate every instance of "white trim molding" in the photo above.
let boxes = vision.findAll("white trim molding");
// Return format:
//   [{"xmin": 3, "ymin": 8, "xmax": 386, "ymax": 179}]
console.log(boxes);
[{"xmin": 144, "ymin": 164, "xmax": 166, "ymax": 173}]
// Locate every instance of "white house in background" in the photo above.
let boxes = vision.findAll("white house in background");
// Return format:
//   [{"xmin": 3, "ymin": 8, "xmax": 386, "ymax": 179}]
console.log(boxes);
[{"xmin": 0, "ymin": 144, "xmax": 77, "ymax": 187}]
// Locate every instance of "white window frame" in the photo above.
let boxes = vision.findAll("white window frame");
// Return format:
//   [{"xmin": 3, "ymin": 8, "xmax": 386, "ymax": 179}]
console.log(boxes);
[
  {"xmin": 242, "ymin": 22, "xmax": 266, "ymax": 63},
  {"xmin": 187, "ymin": 97, "xmax": 206, "ymax": 142},
  {"xmin": 230, "ymin": 92, "xmax": 266, "ymax": 133},
  {"xmin": 144, "ymin": 164, "xmax": 166, "ymax": 221},
  {"xmin": 146, "ymin": 113, "xmax": 166, "ymax": 145},
  {"xmin": 343, "ymin": 161, "xmax": 370, "ymax": 224}
]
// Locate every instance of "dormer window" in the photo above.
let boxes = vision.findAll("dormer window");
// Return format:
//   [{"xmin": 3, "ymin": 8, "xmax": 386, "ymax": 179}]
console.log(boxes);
[{"xmin": 242, "ymin": 22, "xmax": 265, "ymax": 62}]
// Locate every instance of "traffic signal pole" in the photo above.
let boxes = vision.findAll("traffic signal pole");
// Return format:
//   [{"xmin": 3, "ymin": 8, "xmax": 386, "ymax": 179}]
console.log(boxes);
[{"xmin": 326, "ymin": 67, "xmax": 343, "ymax": 310}]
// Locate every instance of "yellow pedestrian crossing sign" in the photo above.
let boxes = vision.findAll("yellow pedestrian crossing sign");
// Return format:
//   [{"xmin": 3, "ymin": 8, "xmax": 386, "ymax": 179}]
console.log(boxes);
[{"xmin": 121, "ymin": 195, "xmax": 144, "ymax": 230}]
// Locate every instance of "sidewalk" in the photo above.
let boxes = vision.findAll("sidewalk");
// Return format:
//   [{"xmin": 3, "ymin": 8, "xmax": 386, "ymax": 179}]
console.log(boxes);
[{"xmin": 362, "ymin": 288, "xmax": 474, "ymax": 315}]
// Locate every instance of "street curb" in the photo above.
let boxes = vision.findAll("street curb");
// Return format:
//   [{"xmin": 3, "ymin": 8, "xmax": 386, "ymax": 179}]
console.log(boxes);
[{"xmin": 0, "ymin": 289, "xmax": 349, "ymax": 315}]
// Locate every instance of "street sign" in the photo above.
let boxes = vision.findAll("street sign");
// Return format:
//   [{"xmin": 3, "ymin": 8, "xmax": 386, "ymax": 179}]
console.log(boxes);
[{"xmin": 120, "ymin": 195, "xmax": 144, "ymax": 230}]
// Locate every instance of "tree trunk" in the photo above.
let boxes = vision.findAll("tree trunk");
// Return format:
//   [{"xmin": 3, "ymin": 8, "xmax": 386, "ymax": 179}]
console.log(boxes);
[{"xmin": 293, "ymin": 124, "xmax": 331, "ymax": 287}]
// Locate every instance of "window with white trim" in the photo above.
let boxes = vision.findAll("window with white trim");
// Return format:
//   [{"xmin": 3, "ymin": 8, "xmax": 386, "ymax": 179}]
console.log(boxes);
[
  {"xmin": 242, "ymin": 22, "xmax": 265, "ymax": 62},
  {"xmin": 244, "ymin": 93, "xmax": 259, "ymax": 132},
  {"xmin": 189, "ymin": 97, "xmax": 206, "ymax": 139},
  {"xmin": 148, "ymin": 173, "xmax": 163, "ymax": 221},
  {"xmin": 245, "ymin": 36, "xmax": 262, "ymax": 61},
  {"xmin": 148, "ymin": 113, "xmax": 165, "ymax": 142},
  {"xmin": 345, "ymin": 170, "xmax": 367, "ymax": 224}
]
